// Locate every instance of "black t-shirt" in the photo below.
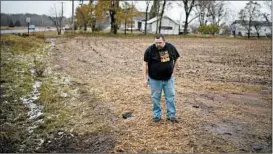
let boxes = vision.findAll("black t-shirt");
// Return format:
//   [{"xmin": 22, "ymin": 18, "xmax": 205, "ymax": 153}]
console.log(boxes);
[{"xmin": 144, "ymin": 42, "xmax": 180, "ymax": 80}]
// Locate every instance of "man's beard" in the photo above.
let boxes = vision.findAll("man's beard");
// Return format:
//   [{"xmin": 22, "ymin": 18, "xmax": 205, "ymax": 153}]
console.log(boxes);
[{"xmin": 156, "ymin": 45, "xmax": 163, "ymax": 49}]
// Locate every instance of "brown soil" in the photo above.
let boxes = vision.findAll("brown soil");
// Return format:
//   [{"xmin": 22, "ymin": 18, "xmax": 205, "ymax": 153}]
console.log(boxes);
[{"xmin": 44, "ymin": 36, "xmax": 271, "ymax": 153}]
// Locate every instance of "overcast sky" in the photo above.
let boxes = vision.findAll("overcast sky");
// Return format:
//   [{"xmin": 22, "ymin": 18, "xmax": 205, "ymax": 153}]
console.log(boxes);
[{"xmin": 1, "ymin": 1, "xmax": 270, "ymax": 25}]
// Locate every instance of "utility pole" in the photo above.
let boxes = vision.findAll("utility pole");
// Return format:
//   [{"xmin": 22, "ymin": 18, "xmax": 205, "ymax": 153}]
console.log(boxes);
[
  {"xmin": 28, "ymin": 22, "xmax": 29, "ymax": 36},
  {"xmin": 131, "ymin": 1, "xmax": 133, "ymax": 33},
  {"xmin": 72, "ymin": 0, "xmax": 74, "ymax": 31},
  {"xmin": 179, "ymin": 10, "xmax": 182, "ymax": 35},
  {"xmin": 155, "ymin": 2, "xmax": 159, "ymax": 34},
  {"xmin": 26, "ymin": 17, "xmax": 30, "ymax": 36},
  {"xmin": 61, "ymin": 2, "xmax": 64, "ymax": 32}
]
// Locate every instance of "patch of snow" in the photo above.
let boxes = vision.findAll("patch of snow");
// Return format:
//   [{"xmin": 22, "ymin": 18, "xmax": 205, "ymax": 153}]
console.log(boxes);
[
  {"xmin": 20, "ymin": 80, "xmax": 44, "ymax": 134},
  {"xmin": 51, "ymin": 38, "xmax": 56, "ymax": 47},
  {"xmin": 60, "ymin": 92, "xmax": 68, "ymax": 98},
  {"xmin": 30, "ymin": 69, "xmax": 35, "ymax": 76}
]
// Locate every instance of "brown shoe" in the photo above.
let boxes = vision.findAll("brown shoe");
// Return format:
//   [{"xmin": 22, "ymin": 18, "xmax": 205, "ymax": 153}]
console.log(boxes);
[
  {"xmin": 152, "ymin": 117, "xmax": 162, "ymax": 122},
  {"xmin": 167, "ymin": 117, "xmax": 179, "ymax": 123}
]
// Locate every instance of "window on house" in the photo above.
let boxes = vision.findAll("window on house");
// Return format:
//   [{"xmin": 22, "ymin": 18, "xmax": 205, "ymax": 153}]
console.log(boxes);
[
  {"xmin": 160, "ymin": 26, "xmax": 172, "ymax": 30},
  {"xmin": 264, "ymin": 29, "xmax": 266, "ymax": 32}
]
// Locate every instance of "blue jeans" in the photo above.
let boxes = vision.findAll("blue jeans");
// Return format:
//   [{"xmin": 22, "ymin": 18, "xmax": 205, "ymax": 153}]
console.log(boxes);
[{"xmin": 148, "ymin": 76, "xmax": 176, "ymax": 119}]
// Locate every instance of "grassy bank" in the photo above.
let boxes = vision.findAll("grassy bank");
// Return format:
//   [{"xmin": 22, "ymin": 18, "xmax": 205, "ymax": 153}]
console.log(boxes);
[
  {"xmin": 0, "ymin": 34, "xmax": 45, "ymax": 152},
  {"xmin": 0, "ymin": 34, "xmax": 116, "ymax": 152}
]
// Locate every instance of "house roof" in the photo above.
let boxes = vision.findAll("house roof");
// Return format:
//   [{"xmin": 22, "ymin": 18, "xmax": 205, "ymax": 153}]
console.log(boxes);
[
  {"xmin": 146, "ymin": 16, "xmax": 160, "ymax": 24},
  {"xmin": 146, "ymin": 16, "xmax": 180, "ymax": 25},
  {"xmin": 134, "ymin": 14, "xmax": 145, "ymax": 21},
  {"xmin": 233, "ymin": 20, "xmax": 272, "ymax": 26},
  {"xmin": 120, "ymin": 5, "xmax": 146, "ymax": 21}
]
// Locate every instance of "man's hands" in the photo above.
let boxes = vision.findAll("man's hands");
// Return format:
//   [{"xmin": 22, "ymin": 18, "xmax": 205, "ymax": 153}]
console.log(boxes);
[
  {"xmin": 144, "ymin": 79, "xmax": 149, "ymax": 88},
  {"xmin": 172, "ymin": 59, "xmax": 180, "ymax": 77},
  {"xmin": 143, "ymin": 61, "xmax": 149, "ymax": 88},
  {"xmin": 172, "ymin": 66, "xmax": 181, "ymax": 77}
]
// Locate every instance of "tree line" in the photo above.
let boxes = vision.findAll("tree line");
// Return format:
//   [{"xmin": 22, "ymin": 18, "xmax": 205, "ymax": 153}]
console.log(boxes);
[
  {"xmin": 238, "ymin": 1, "xmax": 272, "ymax": 38},
  {"xmin": 74, "ymin": 0, "xmax": 229, "ymax": 35},
  {"xmin": 72, "ymin": 0, "xmax": 271, "ymax": 36},
  {"xmin": 3, "ymin": 0, "xmax": 270, "ymax": 37},
  {"xmin": 0, "ymin": 13, "xmax": 69, "ymax": 27}
]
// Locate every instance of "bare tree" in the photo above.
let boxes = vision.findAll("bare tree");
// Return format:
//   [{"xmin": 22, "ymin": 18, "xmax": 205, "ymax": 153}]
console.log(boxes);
[
  {"xmin": 149, "ymin": 0, "xmax": 169, "ymax": 34},
  {"xmin": 253, "ymin": 22, "xmax": 262, "ymax": 38},
  {"xmin": 116, "ymin": 1, "xmax": 131, "ymax": 35},
  {"xmin": 144, "ymin": 0, "xmax": 151, "ymax": 35},
  {"xmin": 194, "ymin": 0, "xmax": 210, "ymax": 25},
  {"xmin": 158, "ymin": 0, "xmax": 166, "ymax": 33},
  {"xmin": 262, "ymin": 0, "xmax": 272, "ymax": 34},
  {"xmin": 155, "ymin": 2, "xmax": 160, "ymax": 34},
  {"xmin": 49, "ymin": 2, "xmax": 64, "ymax": 35},
  {"xmin": 215, "ymin": 2, "xmax": 227, "ymax": 26},
  {"xmin": 207, "ymin": 1, "xmax": 227, "ymax": 26},
  {"xmin": 180, "ymin": 0, "xmax": 197, "ymax": 35},
  {"xmin": 130, "ymin": 1, "xmax": 133, "ymax": 33},
  {"xmin": 96, "ymin": 0, "xmax": 120, "ymax": 34},
  {"xmin": 110, "ymin": 0, "xmax": 120, "ymax": 34},
  {"xmin": 149, "ymin": 0, "xmax": 160, "ymax": 19},
  {"xmin": 238, "ymin": 1, "xmax": 261, "ymax": 39},
  {"xmin": 72, "ymin": 0, "xmax": 75, "ymax": 31}
]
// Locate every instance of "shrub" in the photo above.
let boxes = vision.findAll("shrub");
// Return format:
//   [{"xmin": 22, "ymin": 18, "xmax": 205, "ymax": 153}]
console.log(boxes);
[{"xmin": 198, "ymin": 24, "xmax": 220, "ymax": 35}]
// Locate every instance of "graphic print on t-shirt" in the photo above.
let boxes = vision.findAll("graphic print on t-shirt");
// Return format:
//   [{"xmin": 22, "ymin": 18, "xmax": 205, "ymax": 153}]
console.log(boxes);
[{"xmin": 159, "ymin": 50, "xmax": 170, "ymax": 62}]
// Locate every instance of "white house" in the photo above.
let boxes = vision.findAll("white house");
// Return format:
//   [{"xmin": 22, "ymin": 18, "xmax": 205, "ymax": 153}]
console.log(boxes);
[
  {"xmin": 119, "ymin": 13, "xmax": 146, "ymax": 31},
  {"xmin": 141, "ymin": 16, "xmax": 180, "ymax": 35},
  {"xmin": 133, "ymin": 15, "xmax": 145, "ymax": 30},
  {"xmin": 231, "ymin": 20, "xmax": 272, "ymax": 37}
]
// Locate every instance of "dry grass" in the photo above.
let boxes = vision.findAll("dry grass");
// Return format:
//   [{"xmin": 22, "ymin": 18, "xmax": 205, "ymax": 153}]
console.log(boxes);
[
  {"xmin": 1, "ymin": 26, "xmax": 26, "ymax": 30},
  {"xmin": 1, "ymin": 34, "xmax": 45, "ymax": 54}
]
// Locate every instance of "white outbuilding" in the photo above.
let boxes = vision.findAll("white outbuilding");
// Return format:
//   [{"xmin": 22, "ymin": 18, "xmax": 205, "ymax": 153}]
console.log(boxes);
[
  {"xmin": 231, "ymin": 20, "xmax": 272, "ymax": 37},
  {"xmin": 141, "ymin": 16, "xmax": 180, "ymax": 35}
]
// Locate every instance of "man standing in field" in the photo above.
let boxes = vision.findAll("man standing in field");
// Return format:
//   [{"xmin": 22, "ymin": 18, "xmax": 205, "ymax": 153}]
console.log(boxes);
[{"xmin": 143, "ymin": 34, "xmax": 180, "ymax": 123}]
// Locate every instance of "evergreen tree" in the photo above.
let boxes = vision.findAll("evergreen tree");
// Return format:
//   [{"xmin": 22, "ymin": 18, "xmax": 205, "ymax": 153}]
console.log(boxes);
[
  {"xmin": 8, "ymin": 20, "xmax": 14, "ymax": 27},
  {"xmin": 14, "ymin": 20, "xmax": 21, "ymax": 26}
]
